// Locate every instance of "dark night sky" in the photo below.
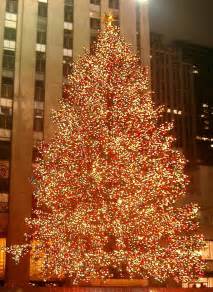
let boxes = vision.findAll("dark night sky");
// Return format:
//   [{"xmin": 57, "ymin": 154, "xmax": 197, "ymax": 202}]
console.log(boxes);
[{"xmin": 149, "ymin": 0, "xmax": 213, "ymax": 47}]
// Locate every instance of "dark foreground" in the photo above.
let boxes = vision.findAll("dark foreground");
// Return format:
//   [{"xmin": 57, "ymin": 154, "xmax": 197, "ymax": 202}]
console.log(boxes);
[{"xmin": 0, "ymin": 288, "xmax": 213, "ymax": 292}]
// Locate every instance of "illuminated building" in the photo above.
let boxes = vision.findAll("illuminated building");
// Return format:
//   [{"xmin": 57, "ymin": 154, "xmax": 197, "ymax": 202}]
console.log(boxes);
[
  {"xmin": 175, "ymin": 42, "xmax": 213, "ymax": 288},
  {"xmin": 150, "ymin": 33, "xmax": 213, "ymax": 288},
  {"xmin": 174, "ymin": 41, "xmax": 213, "ymax": 166},
  {"xmin": 150, "ymin": 33, "xmax": 196, "ymax": 165}
]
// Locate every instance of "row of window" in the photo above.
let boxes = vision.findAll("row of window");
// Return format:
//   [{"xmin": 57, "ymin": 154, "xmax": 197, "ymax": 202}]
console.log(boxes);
[
  {"xmin": 0, "ymin": 107, "xmax": 12, "ymax": 130},
  {"xmin": 0, "ymin": 55, "xmax": 73, "ymax": 99},
  {"xmin": 33, "ymin": 2, "xmax": 48, "ymax": 133},
  {"xmin": 63, "ymin": 0, "xmax": 73, "ymax": 80},
  {"xmin": 0, "ymin": 104, "xmax": 43, "ymax": 133}
]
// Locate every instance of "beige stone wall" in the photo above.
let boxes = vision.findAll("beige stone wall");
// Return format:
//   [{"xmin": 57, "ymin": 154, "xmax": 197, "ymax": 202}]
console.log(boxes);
[
  {"xmin": 73, "ymin": 0, "xmax": 90, "ymax": 59},
  {"xmin": 44, "ymin": 0, "xmax": 64, "ymax": 141},
  {"xmin": 120, "ymin": 0, "xmax": 137, "ymax": 51},
  {"xmin": 6, "ymin": 0, "xmax": 37, "ymax": 286},
  {"xmin": 139, "ymin": 2, "xmax": 150, "ymax": 66}
]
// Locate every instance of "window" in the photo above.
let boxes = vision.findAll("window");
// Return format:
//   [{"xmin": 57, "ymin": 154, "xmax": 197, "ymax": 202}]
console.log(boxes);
[
  {"xmin": 1, "ymin": 77, "xmax": 14, "ymax": 99},
  {"xmin": 37, "ymin": 30, "xmax": 46, "ymax": 44},
  {"xmin": 6, "ymin": 0, "xmax": 18, "ymax": 14},
  {"xmin": 113, "ymin": 16, "xmax": 119, "ymax": 26},
  {"xmin": 4, "ymin": 27, "xmax": 16, "ymax": 41},
  {"xmin": 0, "ymin": 178, "xmax": 9, "ymax": 193},
  {"xmin": 90, "ymin": 18, "xmax": 100, "ymax": 30},
  {"xmin": 36, "ymin": 52, "xmax": 46, "ymax": 73},
  {"xmin": 34, "ymin": 80, "xmax": 45, "ymax": 101},
  {"xmin": 0, "ymin": 106, "xmax": 12, "ymax": 130},
  {"xmin": 2, "ymin": 50, "xmax": 15, "ymax": 70},
  {"xmin": 38, "ymin": 2, "xmax": 47, "ymax": 18},
  {"xmin": 90, "ymin": 0, "xmax": 100, "ymax": 5},
  {"xmin": 34, "ymin": 109, "xmax": 44, "ymax": 132},
  {"xmin": 63, "ymin": 57, "xmax": 72, "ymax": 77},
  {"xmin": 109, "ymin": 0, "xmax": 119, "ymax": 9},
  {"xmin": 65, "ymin": 0, "xmax": 73, "ymax": 5},
  {"xmin": 90, "ymin": 35, "xmax": 97, "ymax": 44},
  {"xmin": 0, "ymin": 141, "xmax": 11, "ymax": 160},
  {"xmin": 63, "ymin": 29, "xmax": 73, "ymax": 50},
  {"xmin": 64, "ymin": 5, "xmax": 73, "ymax": 22}
]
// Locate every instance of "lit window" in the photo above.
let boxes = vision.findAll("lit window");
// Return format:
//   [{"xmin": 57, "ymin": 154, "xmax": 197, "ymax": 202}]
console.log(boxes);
[
  {"xmin": 203, "ymin": 104, "xmax": 208, "ymax": 108},
  {"xmin": 204, "ymin": 120, "xmax": 209, "ymax": 125},
  {"xmin": 192, "ymin": 65, "xmax": 199, "ymax": 74}
]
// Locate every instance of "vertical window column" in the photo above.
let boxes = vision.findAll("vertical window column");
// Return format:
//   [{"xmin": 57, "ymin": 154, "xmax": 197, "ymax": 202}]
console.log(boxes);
[
  {"xmin": 136, "ymin": 1, "xmax": 141, "ymax": 54},
  {"xmin": 63, "ymin": 0, "xmax": 73, "ymax": 79},
  {"xmin": 34, "ymin": 0, "xmax": 48, "ymax": 136},
  {"xmin": 0, "ymin": 0, "xmax": 18, "ymax": 216},
  {"xmin": 89, "ymin": 0, "xmax": 101, "ymax": 50}
]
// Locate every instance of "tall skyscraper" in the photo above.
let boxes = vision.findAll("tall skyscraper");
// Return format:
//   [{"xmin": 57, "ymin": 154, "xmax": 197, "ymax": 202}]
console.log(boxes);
[
  {"xmin": 150, "ymin": 33, "xmax": 213, "ymax": 288},
  {"xmin": 174, "ymin": 41, "xmax": 213, "ymax": 166},
  {"xmin": 150, "ymin": 33, "xmax": 196, "ymax": 165},
  {"xmin": 0, "ymin": 0, "xmax": 150, "ymax": 286}
]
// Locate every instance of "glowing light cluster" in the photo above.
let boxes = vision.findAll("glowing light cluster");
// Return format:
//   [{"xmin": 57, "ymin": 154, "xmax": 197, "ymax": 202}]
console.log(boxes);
[{"xmin": 8, "ymin": 22, "xmax": 205, "ymax": 284}]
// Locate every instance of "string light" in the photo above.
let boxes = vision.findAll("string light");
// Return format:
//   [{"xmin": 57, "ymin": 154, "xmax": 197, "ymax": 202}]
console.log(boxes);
[{"xmin": 7, "ymin": 23, "xmax": 205, "ymax": 284}]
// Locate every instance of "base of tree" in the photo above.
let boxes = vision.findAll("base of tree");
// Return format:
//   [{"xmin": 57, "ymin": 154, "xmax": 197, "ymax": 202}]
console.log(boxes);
[{"xmin": 85, "ymin": 279, "xmax": 149, "ymax": 287}]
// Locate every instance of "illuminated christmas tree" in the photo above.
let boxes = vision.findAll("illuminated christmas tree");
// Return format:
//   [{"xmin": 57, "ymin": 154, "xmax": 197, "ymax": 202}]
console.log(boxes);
[{"xmin": 9, "ymin": 19, "xmax": 205, "ymax": 284}]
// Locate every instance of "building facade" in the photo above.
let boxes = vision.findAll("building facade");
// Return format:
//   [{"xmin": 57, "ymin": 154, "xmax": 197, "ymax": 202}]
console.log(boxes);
[
  {"xmin": 150, "ymin": 33, "xmax": 213, "ymax": 288},
  {"xmin": 150, "ymin": 33, "xmax": 197, "ymax": 165},
  {"xmin": 174, "ymin": 41, "xmax": 213, "ymax": 166},
  {"xmin": 0, "ymin": 0, "xmax": 150, "ymax": 286}
]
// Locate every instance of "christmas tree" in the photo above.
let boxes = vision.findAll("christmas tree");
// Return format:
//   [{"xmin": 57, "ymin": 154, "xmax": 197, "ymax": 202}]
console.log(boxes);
[{"xmin": 9, "ymin": 20, "xmax": 205, "ymax": 284}]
